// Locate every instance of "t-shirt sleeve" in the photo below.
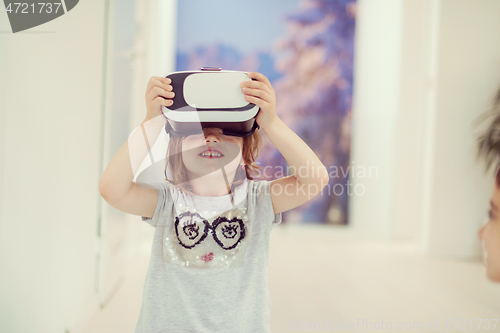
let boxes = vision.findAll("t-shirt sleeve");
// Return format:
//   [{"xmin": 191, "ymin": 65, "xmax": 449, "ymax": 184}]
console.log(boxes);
[
  {"xmin": 255, "ymin": 180, "xmax": 282, "ymax": 228},
  {"xmin": 141, "ymin": 182, "xmax": 170, "ymax": 228}
]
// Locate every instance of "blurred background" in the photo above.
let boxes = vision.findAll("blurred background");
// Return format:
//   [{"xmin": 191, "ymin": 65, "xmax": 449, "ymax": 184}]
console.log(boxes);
[
  {"xmin": 174, "ymin": 0, "xmax": 355, "ymax": 226},
  {"xmin": 1, "ymin": 0, "xmax": 500, "ymax": 332}
]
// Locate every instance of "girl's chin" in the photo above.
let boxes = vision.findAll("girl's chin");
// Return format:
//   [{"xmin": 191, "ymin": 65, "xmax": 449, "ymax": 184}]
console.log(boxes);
[
  {"xmin": 193, "ymin": 156, "xmax": 239, "ymax": 167},
  {"xmin": 187, "ymin": 165, "xmax": 239, "ymax": 177},
  {"xmin": 196, "ymin": 157, "xmax": 229, "ymax": 165}
]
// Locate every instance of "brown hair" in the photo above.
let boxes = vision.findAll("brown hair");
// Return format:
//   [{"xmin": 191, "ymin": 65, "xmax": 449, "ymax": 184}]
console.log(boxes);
[
  {"xmin": 164, "ymin": 127, "xmax": 263, "ymax": 194},
  {"xmin": 476, "ymin": 85, "xmax": 500, "ymax": 187}
]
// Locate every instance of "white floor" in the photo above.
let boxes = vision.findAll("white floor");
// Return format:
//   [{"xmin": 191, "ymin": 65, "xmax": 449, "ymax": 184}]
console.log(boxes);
[{"xmin": 82, "ymin": 225, "xmax": 500, "ymax": 333}]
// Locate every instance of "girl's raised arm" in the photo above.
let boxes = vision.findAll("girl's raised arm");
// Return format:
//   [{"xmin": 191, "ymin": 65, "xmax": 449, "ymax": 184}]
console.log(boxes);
[
  {"xmin": 98, "ymin": 76, "xmax": 174, "ymax": 218},
  {"xmin": 241, "ymin": 72, "xmax": 329, "ymax": 214}
]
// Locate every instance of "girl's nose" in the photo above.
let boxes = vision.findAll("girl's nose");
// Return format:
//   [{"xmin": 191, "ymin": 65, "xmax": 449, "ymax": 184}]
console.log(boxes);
[
  {"xmin": 204, "ymin": 128, "xmax": 222, "ymax": 143},
  {"xmin": 205, "ymin": 134, "xmax": 219, "ymax": 143}
]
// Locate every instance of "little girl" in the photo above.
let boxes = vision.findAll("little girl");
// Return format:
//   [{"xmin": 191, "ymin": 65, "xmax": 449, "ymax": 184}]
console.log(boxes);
[{"xmin": 99, "ymin": 71, "xmax": 329, "ymax": 332}]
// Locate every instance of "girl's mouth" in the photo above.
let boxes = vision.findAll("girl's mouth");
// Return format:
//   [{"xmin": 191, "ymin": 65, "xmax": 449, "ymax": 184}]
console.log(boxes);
[{"xmin": 198, "ymin": 149, "xmax": 224, "ymax": 159}]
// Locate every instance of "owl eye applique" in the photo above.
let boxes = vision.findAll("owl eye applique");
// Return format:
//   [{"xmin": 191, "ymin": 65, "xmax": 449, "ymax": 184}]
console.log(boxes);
[
  {"xmin": 212, "ymin": 216, "xmax": 246, "ymax": 250},
  {"xmin": 183, "ymin": 220, "xmax": 200, "ymax": 239},
  {"xmin": 174, "ymin": 212, "xmax": 209, "ymax": 249},
  {"xmin": 174, "ymin": 212, "xmax": 246, "ymax": 250}
]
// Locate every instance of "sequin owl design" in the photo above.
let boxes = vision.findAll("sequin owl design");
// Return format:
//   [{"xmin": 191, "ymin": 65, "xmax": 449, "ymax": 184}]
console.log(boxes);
[
  {"xmin": 175, "ymin": 212, "xmax": 246, "ymax": 250},
  {"xmin": 164, "ymin": 207, "xmax": 251, "ymax": 269}
]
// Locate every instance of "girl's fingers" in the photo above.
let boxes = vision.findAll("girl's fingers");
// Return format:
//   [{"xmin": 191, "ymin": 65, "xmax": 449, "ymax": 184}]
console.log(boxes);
[
  {"xmin": 154, "ymin": 96, "xmax": 173, "ymax": 106},
  {"xmin": 155, "ymin": 78, "xmax": 173, "ymax": 93},
  {"xmin": 147, "ymin": 77, "xmax": 163, "ymax": 91},
  {"xmin": 242, "ymin": 87, "xmax": 271, "ymax": 102},
  {"xmin": 146, "ymin": 85, "xmax": 174, "ymax": 105},
  {"xmin": 150, "ymin": 86, "xmax": 175, "ymax": 99},
  {"xmin": 242, "ymin": 80, "xmax": 273, "ymax": 95},
  {"xmin": 245, "ymin": 94, "xmax": 265, "ymax": 107},
  {"xmin": 247, "ymin": 72, "xmax": 272, "ymax": 90},
  {"xmin": 151, "ymin": 76, "xmax": 172, "ymax": 86},
  {"xmin": 147, "ymin": 90, "xmax": 172, "ymax": 106},
  {"xmin": 146, "ymin": 77, "xmax": 172, "ymax": 97}
]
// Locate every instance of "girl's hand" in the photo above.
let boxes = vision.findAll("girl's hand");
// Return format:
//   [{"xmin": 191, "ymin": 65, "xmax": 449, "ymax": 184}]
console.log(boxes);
[
  {"xmin": 241, "ymin": 72, "xmax": 278, "ymax": 130},
  {"xmin": 144, "ymin": 76, "xmax": 175, "ymax": 122}
]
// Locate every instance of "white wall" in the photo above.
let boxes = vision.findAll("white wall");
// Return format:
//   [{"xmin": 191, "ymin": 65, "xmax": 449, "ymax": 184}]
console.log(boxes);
[
  {"xmin": 1, "ymin": 0, "xmax": 498, "ymax": 331},
  {"xmin": 128, "ymin": 0, "xmax": 177, "ymax": 185},
  {"xmin": 351, "ymin": 0, "xmax": 500, "ymax": 259},
  {"xmin": 390, "ymin": 0, "xmax": 428, "ymax": 241},
  {"xmin": 0, "ymin": 1, "xmax": 106, "ymax": 332},
  {"xmin": 129, "ymin": 0, "xmax": 177, "ymax": 128},
  {"xmin": 421, "ymin": 0, "xmax": 500, "ymax": 258},
  {"xmin": 350, "ymin": 0, "xmax": 403, "ymax": 239},
  {"xmin": 0, "ymin": 11, "xmax": 8, "ymax": 258},
  {"xmin": 96, "ymin": 0, "xmax": 139, "ymax": 315}
]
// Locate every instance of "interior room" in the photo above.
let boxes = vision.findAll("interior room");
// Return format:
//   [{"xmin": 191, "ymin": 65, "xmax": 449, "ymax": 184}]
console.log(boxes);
[{"xmin": 1, "ymin": 0, "xmax": 499, "ymax": 332}]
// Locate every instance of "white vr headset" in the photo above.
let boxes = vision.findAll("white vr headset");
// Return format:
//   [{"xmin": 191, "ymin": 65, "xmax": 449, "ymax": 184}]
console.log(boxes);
[{"xmin": 162, "ymin": 67, "xmax": 261, "ymax": 137}]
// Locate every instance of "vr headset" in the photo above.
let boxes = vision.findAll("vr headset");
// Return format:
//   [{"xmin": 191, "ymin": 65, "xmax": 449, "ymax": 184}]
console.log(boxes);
[{"xmin": 162, "ymin": 67, "xmax": 260, "ymax": 137}]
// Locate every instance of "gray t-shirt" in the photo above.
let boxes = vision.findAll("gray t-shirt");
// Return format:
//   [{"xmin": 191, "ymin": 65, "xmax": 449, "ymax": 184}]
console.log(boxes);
[{"xmin": 135, "ymin": 179, "xmax": 282, "ymax": 333}]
